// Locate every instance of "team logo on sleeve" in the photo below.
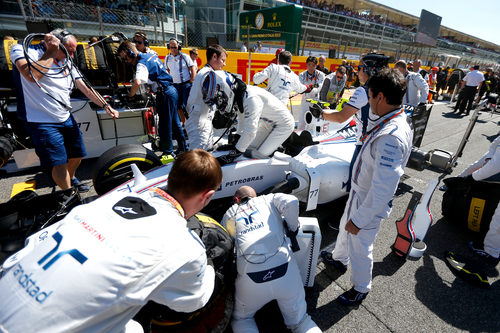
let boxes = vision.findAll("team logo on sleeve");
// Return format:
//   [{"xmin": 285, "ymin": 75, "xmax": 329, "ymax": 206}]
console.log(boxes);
[{"xmin": 112, "ymin": 197, "xmax": 157, "ymax": 219}]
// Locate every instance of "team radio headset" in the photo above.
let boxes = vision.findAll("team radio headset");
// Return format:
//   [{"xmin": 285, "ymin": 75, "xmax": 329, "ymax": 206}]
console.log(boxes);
[
  {"xmin": 167, "ymin": 38, "xmax": 193, "ymax": 84},
  {"xmin": 134, "ymin": 32, "xmax": 149, "ymax": 48},
  {"xmin": 22, "ymin": 31, "xmax": 112, "ymax": 114}
]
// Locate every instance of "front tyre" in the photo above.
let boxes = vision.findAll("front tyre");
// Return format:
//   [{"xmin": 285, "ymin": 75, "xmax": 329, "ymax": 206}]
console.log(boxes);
[{"xmin": 92, "ymin": 144, "xmax": 162, "ymax": 195}]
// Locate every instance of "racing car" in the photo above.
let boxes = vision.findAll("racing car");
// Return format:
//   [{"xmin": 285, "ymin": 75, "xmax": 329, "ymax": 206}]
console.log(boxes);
[{"xmin": 91, "ymin": 102, "xmax": 357, "ymax": 213}]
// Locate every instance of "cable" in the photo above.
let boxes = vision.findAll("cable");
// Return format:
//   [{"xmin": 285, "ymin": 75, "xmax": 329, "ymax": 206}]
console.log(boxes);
[
  {"xmin": 212, "ymin": 112, "xmax": 238, "ymax": 147},
  {"xmin": 23, "ymin": 33, "xmax": 113, "ymax": 116},
  {"xmin": 22, "ymin": 34, "xmax": 74, "ymax": 110}
]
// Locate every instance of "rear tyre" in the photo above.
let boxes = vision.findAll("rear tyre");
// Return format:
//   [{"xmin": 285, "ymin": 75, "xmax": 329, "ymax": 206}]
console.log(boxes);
[{"xmin": 92, "ymin": 144, "xmax": 162, "ymax": 195}]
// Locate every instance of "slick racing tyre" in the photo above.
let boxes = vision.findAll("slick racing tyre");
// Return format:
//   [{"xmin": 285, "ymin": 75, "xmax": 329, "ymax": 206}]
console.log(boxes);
[{"xmin": 92, "ymin": 144, "xmax": 162, "ymax": 195}]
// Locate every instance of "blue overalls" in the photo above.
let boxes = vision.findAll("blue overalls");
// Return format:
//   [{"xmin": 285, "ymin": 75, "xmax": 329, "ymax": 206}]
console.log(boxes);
[{"xmin": 138, "ymin": 53, "xmax": 187, "ymax": 154}]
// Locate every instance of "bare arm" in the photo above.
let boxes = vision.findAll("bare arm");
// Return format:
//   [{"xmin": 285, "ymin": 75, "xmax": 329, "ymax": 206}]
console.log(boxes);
[
  {"xmin": 189, "ymin": 66, "xmax": 196, "ymax": 83},
  {"xmin": 128, "ymin": 78, "xmax": 142, "ymax": 98},
  {"xmin": 323, "ymin": 103, "xmax": 357, "ymax": 123}
]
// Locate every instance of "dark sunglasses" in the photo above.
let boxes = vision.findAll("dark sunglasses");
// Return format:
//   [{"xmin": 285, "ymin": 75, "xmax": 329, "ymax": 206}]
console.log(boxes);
[
  {"xmin": 336, "ymin": 75, "xmax": 344, "ymax": 80},
  {"xmin": 170, "ymin": 46, "xmax": 178, "ymax": 49},
  {"xmin": 133, "ymin": 39, "xmax": 143, "ymax": 44}
]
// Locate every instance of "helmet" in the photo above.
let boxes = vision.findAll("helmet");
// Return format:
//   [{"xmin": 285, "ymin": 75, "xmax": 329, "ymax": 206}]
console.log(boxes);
[
  {"xmin": 362, "ymin": 53, "xmax": 390, "ymax": 77},
  {"xmin": 202, "ymin": 70, "xmax": 236, "ymax": 114}
]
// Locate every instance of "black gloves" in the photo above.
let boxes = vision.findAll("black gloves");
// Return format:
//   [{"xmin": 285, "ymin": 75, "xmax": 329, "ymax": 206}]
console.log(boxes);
[
  {"xmin": 217, "ymin": 133, "xmax": 241, "ymax": 152},
  {"xmin": 217, "ymin": 149, "xmax": 242, "ymax": 166},
  {"xmin": 217, "ymin": 143, "xmax": 236, "ymax": 151},
  {"xmin": 309, "ymin": 103, "xmax": 323, "ymax": 119}
]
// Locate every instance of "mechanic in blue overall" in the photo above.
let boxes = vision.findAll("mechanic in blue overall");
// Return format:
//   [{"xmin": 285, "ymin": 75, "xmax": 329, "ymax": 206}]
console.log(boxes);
[
  {"xmin": 221, "ymin": 186, "xmax": 321, "ymax": 333},
  {"xmin": 0, "ymin": 149, "xmax": 221, "ymax": 332},
  {"xmin": 321, "ymin": 68, "xmax": 413, "ymax": 306},
  {"xmin": 117, "ymin": 41, "xmax": 187, "ymax": 158}
]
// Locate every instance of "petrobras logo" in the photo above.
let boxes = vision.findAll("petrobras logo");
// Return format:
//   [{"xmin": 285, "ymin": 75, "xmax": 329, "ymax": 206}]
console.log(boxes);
[{"xmin": 225, "ymin": 175, "xmax": 264, "ymax": 188}]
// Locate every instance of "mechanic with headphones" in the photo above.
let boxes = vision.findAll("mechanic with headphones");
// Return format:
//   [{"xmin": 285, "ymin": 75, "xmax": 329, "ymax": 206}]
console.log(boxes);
[
  {"xmin": 206, "ymin": 70, "xmax": 295, "ymax": 165},
  {"xmin": 184, "ymin": 44, "xmax": 228, "ymax": 151},
  {"xmin": 117, "ymin": 40, "xmax": 187, "ymax": 159},
  {"xmin": 221, "ymin": 185, "xmax": 321, "ymax": 333},
  {"xmin": 132, "ymin": 31, "xmax": 157, "ymax": 55},
  {"xmin": 10, "ymin": 29, "xmax": 119, "ymax": 193},
  {"xmin": 165, "ymin": 38, "xmax": 196, "ymax": 122}
]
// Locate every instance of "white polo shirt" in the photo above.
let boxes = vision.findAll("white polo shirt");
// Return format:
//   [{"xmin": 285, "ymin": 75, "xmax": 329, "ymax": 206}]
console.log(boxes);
[
  {"xmin": 164, "ymin": 52, "xmax": 194, "ymax": 84},
  {"xmin": 10, "ymin": 43, "xmax": 81, "ymax": 123},
  {"xmin": 463, "ymin": 70, "xmax": 485, "ymax": 87}
]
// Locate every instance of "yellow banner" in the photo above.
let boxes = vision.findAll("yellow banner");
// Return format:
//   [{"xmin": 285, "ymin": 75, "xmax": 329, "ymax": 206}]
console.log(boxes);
[
  {"xmin": 152, "ymin": 46, "xmax": 354, "ymax": 83},
  {"xmin": 468, "ymin": 197, "xmax": 485, "ymax": 232}
]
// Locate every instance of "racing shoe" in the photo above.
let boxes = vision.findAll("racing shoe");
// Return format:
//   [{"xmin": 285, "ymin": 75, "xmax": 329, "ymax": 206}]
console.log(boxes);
[
  {"xmin": 320, "ymin": 251, "xmax": 347, "ymax": 274},
  {"xmin": 468, "ymin": 241, "xmax": 500, "ymax": 266},
  {"xmin": 160, "ymin": 153, "xmax": 175, "ymax": 164},
  {"xmin": 337, "ymin": 287, "xmax": 368, "ymax": 306},
  {"xmin": 71, "ymin": 177, "xmax": 90, "ymax": 193},
  {"xmin": 445, "ymin": 251, "xmax": 490, "ymax": 288}
]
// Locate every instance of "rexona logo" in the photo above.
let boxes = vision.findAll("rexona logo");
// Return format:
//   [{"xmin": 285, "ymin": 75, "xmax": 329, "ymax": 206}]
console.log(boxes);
[{"xmin": 225, "ymin": 175, "xmax": 264, "ymax": 187}]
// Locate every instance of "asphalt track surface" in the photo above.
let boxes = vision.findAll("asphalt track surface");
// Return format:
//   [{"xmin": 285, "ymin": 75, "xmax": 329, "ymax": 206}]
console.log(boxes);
[{"xmin": 1, "ymin": 100, "xmax": 499, "ymax": 332}]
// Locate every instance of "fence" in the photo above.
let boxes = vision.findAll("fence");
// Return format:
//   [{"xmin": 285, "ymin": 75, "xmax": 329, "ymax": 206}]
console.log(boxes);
[
  {"xmin": 2, "ymin": 0, "xmax": 499, "ymax": 67},
  {"xmin": 4, "ymin": 0, "xmax": 183, "ymax": 45}
]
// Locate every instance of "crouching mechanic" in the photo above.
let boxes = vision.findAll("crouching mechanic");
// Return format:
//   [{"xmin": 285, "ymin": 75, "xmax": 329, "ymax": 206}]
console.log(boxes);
[
  {"xmin": 221, "ymin": 186, "xmax": 321, "ymax": 333},
  {"xmin": 253, "ymin": 50, "xmax": 313, "ymax": 107},
  {"xmin": 117, "ymin": 41, "xmax": 187, "ymax": 157},
  {"xmin": 185, "ymin": 44, "xmax": 227, "ymax": 150},
  {"xmin": 0, "ymin": 149, "xmax": 221, "ymax": 332},
  {"xmin": 321, "ymin": 68, "xmax": 412, "ymax": 306},
  {"xmin": 207, "ymin": 70, "xmax": 295, "ymax": 165}
]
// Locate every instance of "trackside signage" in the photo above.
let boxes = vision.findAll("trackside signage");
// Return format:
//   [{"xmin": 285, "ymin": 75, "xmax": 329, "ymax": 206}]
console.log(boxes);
[{"xmin": 239, "ymin": 5, "xmax": 303, "ymax": 54}]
